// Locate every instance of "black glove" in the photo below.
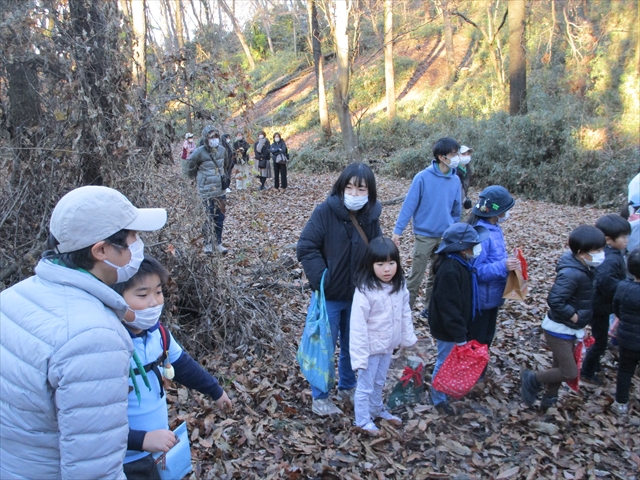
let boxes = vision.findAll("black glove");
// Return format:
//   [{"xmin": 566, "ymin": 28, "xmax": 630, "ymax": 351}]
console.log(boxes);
[{"xmin": 463, "ymin": 198, "xmax": 473, "ymax": 209}]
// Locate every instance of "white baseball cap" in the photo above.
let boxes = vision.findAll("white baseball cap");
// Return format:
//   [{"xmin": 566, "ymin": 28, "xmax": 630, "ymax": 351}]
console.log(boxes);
[
  {"xmin": 459, "ymin": 145, "xmax": 473, "ymax": 154},
  {"xmin": 50, "ymin": 186, "xmax": 167, "ymax": 253}
]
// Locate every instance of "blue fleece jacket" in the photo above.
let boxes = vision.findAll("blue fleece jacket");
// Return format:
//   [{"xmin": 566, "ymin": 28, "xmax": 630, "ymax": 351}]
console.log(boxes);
[
  {"xmin": 393, "ymin": 160, "xmax": 461, "ymax": 238},
  {"xmin": 473, "ymin": 219, "xmax": 509, "ymax": 310}
]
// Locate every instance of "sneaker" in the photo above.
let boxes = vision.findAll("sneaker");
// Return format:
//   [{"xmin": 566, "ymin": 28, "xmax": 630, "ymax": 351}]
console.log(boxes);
[
  {"xmin": 203, "ymin": 243, "xmax": 213, "ymax": 254},
  {"xmin": 540, "ymin": 395, "xmax": 558, "ymax": 410},
  {"xmin": 217, "ymin": 244, "xmax": 229, "ymax": 254},
  {"xmin": 312, "ymin": 398, "xmax": 343, "ymax": 416},
  {"xmin": 354, "ymin": 420, "xmax": 381, "ymax": 437},
  {"xmin": 258, "ymin": 185, "xmax": 265, "ymax": 191},
  {"xmin": 611, "ymin": 401, "xmax": 628, "ymax": 416},
  {"xmin": 420, "ymin": 307, "xmax": 429, "ymax": 319},
  {"xmin": 377, "ymin": 410, "xmax": 402, "ymax": 427},
  {"xmin": 435, "ymin": 401, "xmax": 456, "ymax": 416},
  {"xmin": 338, "ymin": 388, "xmax": 355, "ymax": 404},
  {"xmin": 520, "ymin": 369, "xmax": 541, "ymax": 406},
  {"xmin": 580, "ymin": 372, "xmax": 602, "ymax": 386},
  {"xmin": 225, "ymin": 188, "xmax": 232, "ymax": 193}
]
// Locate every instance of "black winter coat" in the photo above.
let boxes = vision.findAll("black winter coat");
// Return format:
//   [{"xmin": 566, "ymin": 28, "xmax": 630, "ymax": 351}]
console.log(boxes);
[
  {"xmin": 254, "ymin": 139, "xmax": 271, "ymax": 161},
  {"xmin": 270, "ymin": 139, "xmax": 288, "ymax": 161},
  {"xmin": 613, "ymin": 280, "xmax": 640, "ymax": 351},
  {"xmin": 547, "ymin": 252, "xmax": 596, "ymax": 329},
  {"xmin": 297, "ymin": 194, "xmax": 382, "ymax": 301},
  {"xmin": 428, "ymin": 255, "xmax": 473, "ymax": 344},
  {"xmin": 233, "ymin": 139, "xmax": 251, "ymax": 162},
  {"xmin": 593, "ymin": 246, "xmax": 627, "ymax": 317}
]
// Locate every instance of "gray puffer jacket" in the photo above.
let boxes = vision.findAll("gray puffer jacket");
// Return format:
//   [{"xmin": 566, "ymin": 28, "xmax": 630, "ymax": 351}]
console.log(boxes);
[
  {"xmin": 0, "ymin": 259, "xmax": 133, "ymax": 480},
  {"xmin": 186, "ymin": 126, "xmax": 228, "ymax": 200}
]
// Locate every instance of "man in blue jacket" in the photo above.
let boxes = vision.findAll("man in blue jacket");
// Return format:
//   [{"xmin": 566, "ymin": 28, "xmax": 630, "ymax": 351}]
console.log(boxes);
[{"xmin": 392, "ymin": 137, "xmax": 462, "ymax": 310}]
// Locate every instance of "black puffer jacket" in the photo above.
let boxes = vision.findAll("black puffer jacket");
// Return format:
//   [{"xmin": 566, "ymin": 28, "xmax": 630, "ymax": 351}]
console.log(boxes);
[
  {"xmin": 613, "ymin": 280, "xmax": 640, "ymax": 351},
  {"xmin": 428, "ymin": 255, "xmax": 473, "ymax": 344},
  {"xmin": 297, "ymin": 195, "xmax": 382, "ymax": 301},
  {"xmin": 547, "ymin": 252, "xmax": 596, "ymax": 329},
  {"xmin": 593, "ymin": 246, "xmax": 627, "ymax": 317}
]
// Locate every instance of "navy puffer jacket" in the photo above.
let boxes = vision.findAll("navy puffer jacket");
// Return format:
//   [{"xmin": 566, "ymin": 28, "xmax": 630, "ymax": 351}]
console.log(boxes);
[
  {"xmin": 613, "ymin": 280, "xmax": 640, "ymax": 351},
  {"xmin": 546, "ymin": 252, "xmax": 596, "ymax": 329},
  {"xmin": 593, "ymin": 246, "xmax": 627, "ymax": 317},
  {"xmin": 297, "ymin": 194, "xmax": 382, "ymax": 301}
]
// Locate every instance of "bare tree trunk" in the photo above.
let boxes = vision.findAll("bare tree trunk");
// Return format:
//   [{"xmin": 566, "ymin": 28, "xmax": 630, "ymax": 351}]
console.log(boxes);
[
  {"xmin": 384, "ymin": 0, "xmax": 395, "ymax": 119},
  {"xmin": 174, "ymin": 0, "xmax": 192, "ymax": 131},
  {"xmin": 509, "ymin": 0, "xmax": 527, "ymax": 115},
  {"xmin": 307, "ymin": 0, "xmax": 331, "ymax": 139},
  {"xmin": 131, "ymin": 0, "xmax": 147, "ymax": 91},
  {"xmin": 441, "ymin": 0, "xmax": 456, "ymax": 80},
  {"xmin": 257, "ymin": 0, "xmax": 275, "ymax": 55},
  {"xmin": 162, "ymin": 0, "xmax": 178, "ymax": 52},
  {"xmin": 334, "ymin": 0, "xmax": 360, "ymax": 162},
  {"xmin": 219, "ymin": 0, "xmax": 256, "ymax": 70}
]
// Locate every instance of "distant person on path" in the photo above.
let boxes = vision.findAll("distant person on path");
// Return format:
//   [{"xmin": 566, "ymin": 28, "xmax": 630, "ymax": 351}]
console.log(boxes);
[
  {"xmin": 392, "ymin": 137, "xmax": 462, "ymax": 312},
  {"xmin": 428, "ymin": 223, "xmax": 489, "ymax": 416},
  {"xmin": 610, "ymin": 247, "xmax": 640, "ymax": 416},
  {"xmin": 0, "ymin": 186, "xmax": 167, "ymax": 479},
  {"xmin": 181, "ymin": 133, "xmax": 197, "ymax": 177},
  {"xmin": 349, "ymin": 237, "xmax": 417, "ymax": 436},
  {"xmin": 233, "ymin": 132, "xmax": 252, "ymax": 190},
  {"xmin": 297, "ymin": 163, "xmax": 383, "ymax": 416},
  {"xmin": 457, "ymin": 145, "xmax": 474, "ymax": 211},
  {"xmin": 580, "ymin": 214, "xmax": 630, "ymax": 383},
  {"xmin": 114, "ymin": 256, "xmax": 232, "ymax": 479},
  {"xmin": 187, "ymin": 125, "xmax": 229, "ymax": 254},
  {"xmin": 221, "ymin": 133, "xmax": 235, "ymax": 191},
  {"xmin": 520, "ymin": 225, "xmax": 606, "ymax": 410},
  {"xmin": 254, "ymin": 130, "xmax": 271, "ymax": 191},
  {"xmin": 270, "ymin": 132, "xmax": 289, "ymax": 192}
]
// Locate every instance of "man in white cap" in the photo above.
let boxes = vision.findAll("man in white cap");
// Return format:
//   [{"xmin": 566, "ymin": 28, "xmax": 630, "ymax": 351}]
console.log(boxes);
[{"xmin": 0, "ymin": 186, "xmax": 167, "ymax": 479}]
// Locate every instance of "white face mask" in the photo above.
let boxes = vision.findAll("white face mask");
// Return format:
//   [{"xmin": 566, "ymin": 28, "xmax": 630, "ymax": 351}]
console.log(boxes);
[
  {"xmin": 259, "ymin": 135, "xmax": 265, "ymax": 139},
  {"xmin": 104, "ymin": 235, "xmax": 144, "ymax": 283},
  {"xmin": 585, "ymin": 250, "xmax": 605, "ymax": 267},
  {"xmin": 344, "ymin": 194, "xmax": 369, "ymax": 211},
  {"xmin": 469, "ymin": 243, "xmax": 482, "ymax": 259},
  {"xmin": 208, "ymin": 138, "xmax": 219, "ymax": 148},
  {"xmin": 498, "ymin": 211, "xmax": 510, "ymax": 223},
  {"xmin": 460, "ymin": 155, "xmax": 472, "ymax": 165},
  {"xmin": 274, "ymin": 137, "xmax": 280, "ymax": 142},
  {"xmin": 444, "ymin": 155, "xmax": 460, "ymax": 169},
  {"xmin": 125, "ymin": 304, "xmax": 163, "ymax": 331}
]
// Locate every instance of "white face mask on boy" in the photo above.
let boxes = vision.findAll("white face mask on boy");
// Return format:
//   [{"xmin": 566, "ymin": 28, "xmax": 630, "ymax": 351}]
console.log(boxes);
[
  {"xmin": 125, "ymin": 304, "xmax": 164, "ymax": 331},
  {"xmin": 104, "ymin": 235, "xmax": 145, "ymax": 283},
  {"xmin": 585, "ymin": 250, "xmax": 605, "ymax": 267}
]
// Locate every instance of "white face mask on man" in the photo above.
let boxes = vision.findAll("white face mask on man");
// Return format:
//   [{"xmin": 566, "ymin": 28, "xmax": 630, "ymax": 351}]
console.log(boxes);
[
  {"xmin": 208, "ymin": 138, "xmax": 220, "ymax": 148},
  {"xmin": 104, "ymin": 235, "xmax": 145, "ymax": 283}
]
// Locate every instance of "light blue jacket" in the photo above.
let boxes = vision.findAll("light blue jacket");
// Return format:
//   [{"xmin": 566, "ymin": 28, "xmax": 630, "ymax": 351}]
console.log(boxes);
[
  {"xmin": 473, "ymin": 219, "xmax": 509, "ymax": 310},
  {"xmin": 393, "ymin": 160, "xmax": 461, "ymax": 238},
  {"xmin": 0, "ymin": 259, "xmax": 133, "ymax": 480}
]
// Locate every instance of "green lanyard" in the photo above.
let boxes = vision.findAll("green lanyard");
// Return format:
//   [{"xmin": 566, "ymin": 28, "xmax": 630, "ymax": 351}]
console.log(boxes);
[{"xmin": 129, "ymin": 350, "xmax": 152, "ymax": 405}]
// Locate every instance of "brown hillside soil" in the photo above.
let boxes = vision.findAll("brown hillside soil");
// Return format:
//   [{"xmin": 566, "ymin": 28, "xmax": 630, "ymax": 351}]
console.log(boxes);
[{"xmin": 164, "ymin": 162, "xmax": 640, "ymax": 479}]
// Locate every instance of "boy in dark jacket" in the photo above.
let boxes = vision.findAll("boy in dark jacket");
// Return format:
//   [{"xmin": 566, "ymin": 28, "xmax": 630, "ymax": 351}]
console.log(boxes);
[
  {"xmin": 581, "ymin": 214, "xmax": 631, "ymax": 383},
  {"xmin": 611, "ymin": 247, "xmax": 640, "ymax": 415},
  {"xmin": 521, "ymin": 225, "xmax": 606, "ymax": 409}
]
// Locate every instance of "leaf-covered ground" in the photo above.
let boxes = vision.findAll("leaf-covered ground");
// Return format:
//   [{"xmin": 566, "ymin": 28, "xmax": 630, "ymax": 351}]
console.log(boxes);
[{"xmin": 164, "ymin": 170, "xmax": 639, "ymax": 480}]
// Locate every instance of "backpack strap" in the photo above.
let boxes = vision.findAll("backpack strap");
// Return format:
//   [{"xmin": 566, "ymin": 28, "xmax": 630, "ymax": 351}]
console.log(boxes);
[
  {"xmin": 158, "ymin": 323, "xmax": 170, "ymax": 363},
  {"xmin": 348, "ymin": 212, "xmax": 369, "ymax": 245}
]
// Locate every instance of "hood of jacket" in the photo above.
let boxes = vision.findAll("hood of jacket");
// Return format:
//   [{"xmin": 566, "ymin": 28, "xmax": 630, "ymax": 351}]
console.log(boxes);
[
  {"xmin": 556, "ymin": 250, "xmax": 590, "ymax": 276},
  {"xmin": 427, "ymin": 159, "xmax": 457, "ymax": 178}
]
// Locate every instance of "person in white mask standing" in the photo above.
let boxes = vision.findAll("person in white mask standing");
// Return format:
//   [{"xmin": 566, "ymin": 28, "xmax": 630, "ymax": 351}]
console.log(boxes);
[
  {"xmin": 456, "ymin": 145, "xmax": 474, "ymax": 212},
  {"xmin": 0, "ymin": 186, "xmax": 167, "ymax": 480},
  {"xmin": 392, "ymin": 137, "xmax": 462, "ymax": 312},
  {"xmin": 297, "ymin": 163, "xmax": 383, "ymax": 416},
  {"xmin": 112, "ymin": 256, "xmax": 232, "ymax": 479}
]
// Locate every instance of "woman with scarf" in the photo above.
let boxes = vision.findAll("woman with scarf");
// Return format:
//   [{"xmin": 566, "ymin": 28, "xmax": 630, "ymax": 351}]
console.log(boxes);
[{"xmin": 254, "ymin": 130, "xmax": 271, "ymax": 191}]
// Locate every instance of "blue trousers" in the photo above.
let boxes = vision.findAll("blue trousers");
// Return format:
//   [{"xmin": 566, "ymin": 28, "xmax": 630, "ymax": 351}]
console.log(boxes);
[
  {"xmin": 311, "ymin": 298, "xmax": 357, "ymax": 399},
  {"xmin": 430, "ymin": 340, "xmax": 455, "ymax": 406}
]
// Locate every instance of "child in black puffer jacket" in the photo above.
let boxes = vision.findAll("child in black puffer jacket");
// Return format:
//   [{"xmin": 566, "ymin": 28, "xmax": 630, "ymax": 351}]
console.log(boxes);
[
  {"xmin": 611, "ymin": 247, "xmax": 640, "ymax": 416},
  {"xmin": 520, "ymin": 225, "xmax": 606, "ymax": 410}
]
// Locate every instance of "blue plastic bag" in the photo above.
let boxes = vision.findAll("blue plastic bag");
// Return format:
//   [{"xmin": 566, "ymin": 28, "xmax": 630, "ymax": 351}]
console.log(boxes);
[
  {"xmin": 297, "ymin": 270, "xmax": 335, "ymax": 393},
  {"xmin": 152, "ymin": 422, "xmax": 192, "ymax": 480}
]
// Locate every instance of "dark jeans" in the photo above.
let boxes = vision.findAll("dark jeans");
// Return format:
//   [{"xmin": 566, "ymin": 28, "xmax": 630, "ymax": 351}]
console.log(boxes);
[
  {"xmin": 616, "ymin": 346, "xmax": 640, "ymax": 404},
  {"xmin": 581, "ymin": 312, "xmax": 609, "ymax": 376},
  {"xmin": 124, "ymin": 454, "xmax": 161, "ymax": 480},
  {"xmin": 203, "ymin": 196, "xmax": 225, "ymax": 245},
  {"xmin": 469, "ymin": 307, "xmax": 499, "ymax": 347},
  {"xmin": 273, "ymin": 161, "xmax": 287, "ymax": 189},
  {"xmin": 536, "ymin": 332, "xmax": 578, "ymax": 397}
]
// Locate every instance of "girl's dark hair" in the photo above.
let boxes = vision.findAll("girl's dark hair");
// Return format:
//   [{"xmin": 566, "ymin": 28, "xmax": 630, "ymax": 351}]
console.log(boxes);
[
  {"xmin": 330, "ymin": 163, "xmax": 377, "ymax": 208},
  {"xmin": 467, "ymin": 213, "xmax": 480, "ymax": 226},
  {"xmin": 568, "ymin": 225, "xmax": 606, "ymax": 254},
  {"xmin": 111, "ymin": 255, "xmax": 169, "ymax": 295},
  {"xmin": 43, "ymin": 229, "xmax": 130, "ymax": 270},
  {"xmin": 355, "ymin": 237, "xmax": 405, "ymax": 294},
  {"xmin": 431, "ymin": 252, "xmax": 447, "ymax": 276},
  {"xmin": 433, "ymin": 137, "xmax": 460, "ymax": 162},
  {"xmin": 273, "ymin": 132, "xmax": 281, "ymax": 139},
  {"xmin": 595, "ymin": 213, "xmax": 631, "ymax": 239},
  {"xmin": 627, "ymin": 247, "xmax": 640, "ymax": 278}
]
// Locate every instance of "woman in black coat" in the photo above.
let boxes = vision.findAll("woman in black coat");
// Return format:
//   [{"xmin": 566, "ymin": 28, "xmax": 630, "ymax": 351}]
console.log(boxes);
[
  {"xmin": 254, "ymin": 130, "xmax": 271, "ymax": 190},
  {"xmin": 297, "ymin": 163, "xmax": 382, "ymax": 416},
  {"xmin": 270, "ymin": 132, "xmax": 288, "ymax": 191}
]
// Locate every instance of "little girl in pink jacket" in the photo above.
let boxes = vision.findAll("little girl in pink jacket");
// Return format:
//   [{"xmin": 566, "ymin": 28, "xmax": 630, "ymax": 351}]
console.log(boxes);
[{"xmin": 350, "ymin": 237, "xmax": 418, "ymax": 436}]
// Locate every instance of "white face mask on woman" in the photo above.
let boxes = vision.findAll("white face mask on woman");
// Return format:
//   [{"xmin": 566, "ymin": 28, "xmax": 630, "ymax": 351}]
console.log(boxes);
[
  {"xmin": 208, "ymin": 138, "xmax": 219, "ymax": 148},
  {"xmin": 125, "ymin": 304, "xmax": 163, "ymax": 331},
  {"xmin": 459, "ymin": 155, "xmax": 472, "ymax": 165},
  {"xmin": 344, "ymin": 194, "xmax": 369, "ymax": 211},
  {"xmin": 104, "ymin": 235, "xmax": 145, "ymax": 283}
]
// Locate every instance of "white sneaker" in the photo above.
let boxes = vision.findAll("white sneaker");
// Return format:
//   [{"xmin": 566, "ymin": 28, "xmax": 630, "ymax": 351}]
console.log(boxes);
[
  {"xmin": 226, "ymin": 188, "xmax": 232, "ymax": 193},
  {"xmin": 611, "ymin": 401, "xmax": 628, "ymax": 416},
  {"xmin": 338, "ymin": 388, "xmax": 355, "ymax": 404},
  {"xmin": 217, "ymin": 244, "xmax": 228, "ymax": 254},
  {"xmin": 354, "ymin": 420, "xmax": 381, "ymax": 437},
  {"xmin": 312, "ymin": 398, "xmax": 343, "ymax": 416},
  {"xmin": 203, "ymin": 243, "xmax": 213, "ymax": 254},
  {"xmin": 377, "ymin": 410, "xmax": 402, "ymax": 427}
]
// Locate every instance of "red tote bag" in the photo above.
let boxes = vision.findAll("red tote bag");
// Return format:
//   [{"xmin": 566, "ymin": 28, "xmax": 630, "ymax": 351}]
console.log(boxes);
[
  {"xmin": 432, "ymin": 340, "xmax": 490, "ymax": 399},
  {"xmin": 567, "ymin": 335, "xmax": 595, "ymax": 392}
]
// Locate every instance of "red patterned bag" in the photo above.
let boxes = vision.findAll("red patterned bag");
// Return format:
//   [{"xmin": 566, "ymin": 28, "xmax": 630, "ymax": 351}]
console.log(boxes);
[
  {"xmin": 432, "ymin": 340, "xmax": 489, "ymax": 399},
  {"xmin": 567, "ymin": 335, "xmax": 595, "ymax": 392}
]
